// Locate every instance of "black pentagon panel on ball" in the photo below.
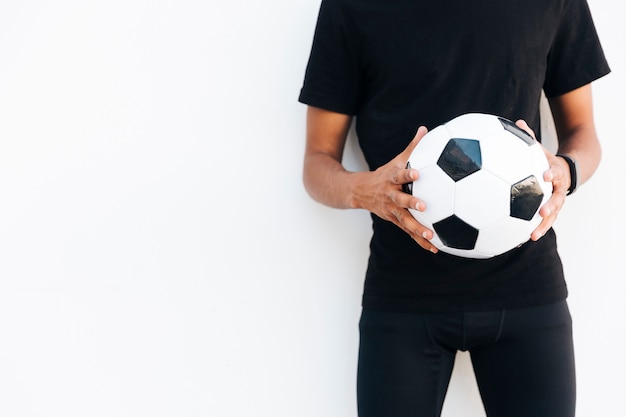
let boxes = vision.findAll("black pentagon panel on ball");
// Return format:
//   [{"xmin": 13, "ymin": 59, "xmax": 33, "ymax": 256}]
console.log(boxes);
[
  {"xmin": 510, "ymin": 175, "xmax": 544, "ymax": 220},
  {"xmin": 402, "ymin": 161, "xmax": 413, "ymax": 194},
  {"xmin": 437, "ymin": 138, "xmax": 482, "ymax": 182},
  {"xmin": 433, "ymin": 215, "xmax": 479, "ymax": 250},
  {"xmin": 498, "ymin": 117, "xmax": 535, "ymax": 146}
]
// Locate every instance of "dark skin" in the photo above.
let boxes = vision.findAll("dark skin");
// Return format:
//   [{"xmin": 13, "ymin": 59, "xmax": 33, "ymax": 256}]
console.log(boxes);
[{"xmin": 303, "ymin": 84, "xmax": 602, "ymax": 253}]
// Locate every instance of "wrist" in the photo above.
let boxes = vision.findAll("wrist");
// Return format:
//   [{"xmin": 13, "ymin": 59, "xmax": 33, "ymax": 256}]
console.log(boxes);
[{"xmin": 347, "ymin": 171, "xmax": 366, "ymax": 209}]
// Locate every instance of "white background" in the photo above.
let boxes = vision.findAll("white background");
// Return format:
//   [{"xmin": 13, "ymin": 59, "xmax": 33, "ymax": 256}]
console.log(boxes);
[{"xmin": 0, "ymin": 1, "xmax": 622, "ymax": 416}]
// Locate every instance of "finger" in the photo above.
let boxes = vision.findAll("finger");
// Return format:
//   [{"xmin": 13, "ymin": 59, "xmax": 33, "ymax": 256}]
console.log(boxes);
[
  {"xmin": 391, "ymin": 164, "xmax": 419, "ymax": 186},
  {"xmin": 410, "ymin": 229, "xmax": 439, "ymax": 253},
  {"xmin": 544, "ymin": 167, "xmax": 565, "ymax": 195},
  {"xmin": 531, "ymin": 212, "xmax": 556, "ymax": 241},
  {"xmin": 413, "ymin": 235, "xmax": 439, "ymax": 253},
  {"xmin": 392, "ymin": 185, "xmax": 425, "ymax": 211},
  {"xmin": 394, "ymin": 126, "xmax": 428, "ymax": 192},
  {"xmin": 398, "ymin": 126, "xmax": 428, "ymax": 161},
  {"xmin": 530, "ymin": 192, "xmax": 565, "ymax": 240},
  {"xmin": 545, "ymin": 155, "xmax": 571, "ymax": 196},
  {"xmin": 514, "ymin": 119, "xmax": 536, "ymax": 139},
  {"xmin": 530, "ymin": 207, "xmax": 554, "ymax": 241},
  {"xmin": 390, "ymin": 208, "xmax": 438, "ymax": 253}
]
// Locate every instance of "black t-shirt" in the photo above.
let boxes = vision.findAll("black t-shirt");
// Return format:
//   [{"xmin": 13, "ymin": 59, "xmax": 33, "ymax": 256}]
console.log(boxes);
[{"xmin": 299, "ymin": 0, "xmax": 610, "ymax": 312}]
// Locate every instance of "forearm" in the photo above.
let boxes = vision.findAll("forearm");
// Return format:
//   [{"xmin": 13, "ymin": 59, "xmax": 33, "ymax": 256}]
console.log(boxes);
[
  {"xmin": 555, "ymin": 124, "xmax": 601, "ymax": 186},
  {"xmin": 549, "ymin": 84, "xmax": 602, "ymax": 190},
  {"xmin": 303, "ymin": 151, "xmax": 362, "ymax": 209}
]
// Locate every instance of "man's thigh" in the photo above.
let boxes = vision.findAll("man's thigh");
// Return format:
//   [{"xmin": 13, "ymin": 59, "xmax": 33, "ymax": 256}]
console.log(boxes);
[
  {"xmin": 470, "ymin": 301, "xmax": 576, "ymax": 417},
  {"xmin": 357, "ymin": 309, "xmax": 456, "ymax": 417}
]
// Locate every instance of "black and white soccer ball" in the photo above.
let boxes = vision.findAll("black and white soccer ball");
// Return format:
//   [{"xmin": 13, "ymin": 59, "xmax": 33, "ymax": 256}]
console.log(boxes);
[{"xmin": 405, "ymin": 113, "xmax": 553, "ymax": 259}]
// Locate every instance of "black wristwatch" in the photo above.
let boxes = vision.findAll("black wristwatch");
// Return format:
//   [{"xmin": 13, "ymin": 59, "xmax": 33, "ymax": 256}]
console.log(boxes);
[{"xmin": 556, "ymin": 153, "xmax": 579, "ymax": 195}]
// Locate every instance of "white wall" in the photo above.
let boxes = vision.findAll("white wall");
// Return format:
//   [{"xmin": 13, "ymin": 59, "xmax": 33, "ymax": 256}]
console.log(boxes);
[{"xmin": 0, "ymin": 1, "xmax": 622, "ymax": 416}]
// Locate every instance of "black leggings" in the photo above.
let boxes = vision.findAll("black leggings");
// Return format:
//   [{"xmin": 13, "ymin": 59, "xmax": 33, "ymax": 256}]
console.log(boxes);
[{"xmin": 357, "ymin": 301, "xmax": 575, "ymax": 417}]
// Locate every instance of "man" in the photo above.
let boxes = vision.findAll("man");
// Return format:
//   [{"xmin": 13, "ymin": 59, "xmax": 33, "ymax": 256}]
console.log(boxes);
[{"xmin": 299, "ymin": 0, "xmax": 610, "ymax": 416}]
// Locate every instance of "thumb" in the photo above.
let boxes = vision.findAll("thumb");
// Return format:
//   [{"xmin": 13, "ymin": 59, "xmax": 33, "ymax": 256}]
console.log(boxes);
[{"xmin": 399, "ymin": 125, "xmax": 428, "ymax": 161}]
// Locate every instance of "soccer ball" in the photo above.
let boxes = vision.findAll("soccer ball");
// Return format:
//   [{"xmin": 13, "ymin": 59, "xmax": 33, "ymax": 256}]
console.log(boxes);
[{"xmin": 405, "ymin": 113, "xmax": 553, "ymax": 259}]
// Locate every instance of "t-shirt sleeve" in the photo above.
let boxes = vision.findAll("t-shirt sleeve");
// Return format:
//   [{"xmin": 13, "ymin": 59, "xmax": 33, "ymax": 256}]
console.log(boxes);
[
  {"xmin": 298, "ymin": 0, "xmax": 361, "ymax": 115},
  {"xmin": 543, "ymin": 0, "xmax": 610, "ymax": 98}
]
